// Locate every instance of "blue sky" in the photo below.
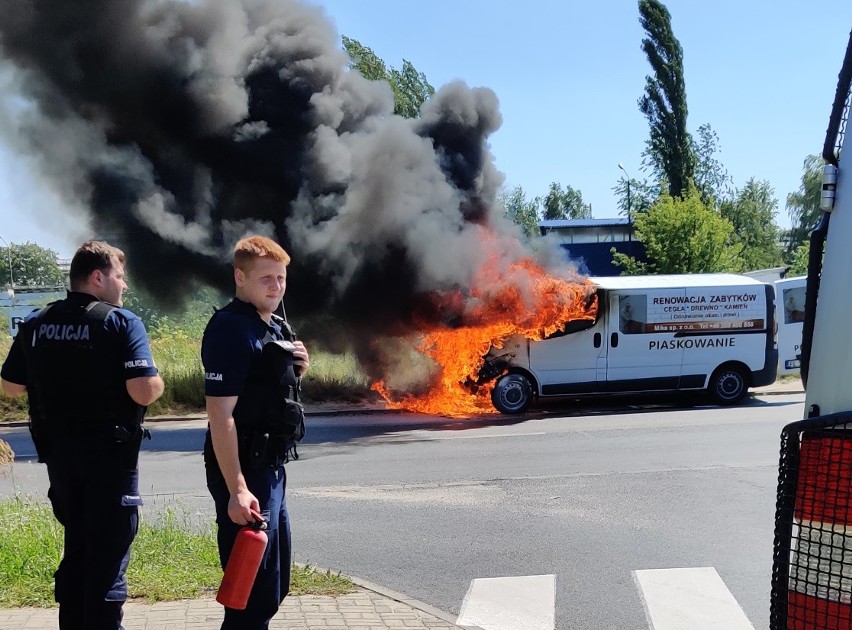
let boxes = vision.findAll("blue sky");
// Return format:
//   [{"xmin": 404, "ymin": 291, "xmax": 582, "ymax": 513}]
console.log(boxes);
[{"xmin": 0, "ymin": 0, "xmax": 850, "ymax": 258}]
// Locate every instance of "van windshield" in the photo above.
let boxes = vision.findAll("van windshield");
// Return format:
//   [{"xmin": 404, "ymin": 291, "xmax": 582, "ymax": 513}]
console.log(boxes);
[
  {"xmin": 543, "ymin": 317, "xmax": 596, "ymax": 340},
  {"xmin": 544, "ymin": 289, "xmax": 601, "ymax": 340}
]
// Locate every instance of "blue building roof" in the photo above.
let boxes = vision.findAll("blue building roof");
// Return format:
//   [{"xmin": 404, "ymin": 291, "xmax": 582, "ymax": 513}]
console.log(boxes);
[{"xmin": 539, "ymin": 217, "xmax": 632, "ymax": 229}]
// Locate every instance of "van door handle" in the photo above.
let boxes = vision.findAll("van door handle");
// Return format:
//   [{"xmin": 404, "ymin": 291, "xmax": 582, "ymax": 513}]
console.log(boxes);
[
  {"xmin": 611, "ymin": 332, "xmax": 619, "ymax": 348},
  {"xmin": 594, "ymin": 332, "xmax": 601, "ymax": 348}
]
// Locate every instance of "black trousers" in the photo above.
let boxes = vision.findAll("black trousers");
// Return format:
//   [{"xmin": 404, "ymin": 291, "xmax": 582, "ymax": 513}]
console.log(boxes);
[
  {"xmin": 206, "ymin": 444, "xmax": 292, "ymax": 630},
  {"xmin": 45, "ymin": 435, "xmax": 141, "ymax": 630}
]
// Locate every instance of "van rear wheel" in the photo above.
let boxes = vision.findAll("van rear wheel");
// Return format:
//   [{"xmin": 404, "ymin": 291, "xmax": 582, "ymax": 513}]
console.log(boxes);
[
  {"xmin": 491, "ymin": 374, "xmax": 533, "ymax": 414},
  {"xmin": 709, "ymin": 365, "xmax": 747, "ymax": 405}
]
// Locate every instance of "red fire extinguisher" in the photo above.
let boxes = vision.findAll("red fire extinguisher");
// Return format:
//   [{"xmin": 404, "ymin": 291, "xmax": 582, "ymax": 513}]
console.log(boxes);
[{"xmin": 216, "ymin": 509, "xmax": 268, "ymax": 610}]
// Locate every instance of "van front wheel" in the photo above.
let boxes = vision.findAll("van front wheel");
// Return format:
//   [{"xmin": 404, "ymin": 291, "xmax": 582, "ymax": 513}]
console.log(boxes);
[
  {"xmin": 491, "ymin": 374, "xmax": 533, "ymax": 414},
  {"xmin": 709, "ymin": 365, "xmax": 747, "ymax": 405}
]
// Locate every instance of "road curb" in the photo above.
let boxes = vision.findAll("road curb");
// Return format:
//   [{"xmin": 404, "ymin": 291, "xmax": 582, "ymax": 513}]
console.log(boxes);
[
  {"xmin": 0, "ymin": 388, "xmax": 804, "ymax": 429},
  {"xmin": 752, "ymin": 389, "xmax": 804, "ymax": 396},
  {"xmin": 294, "ymin": 562, "xmax": 481, "ymax": 630},
  {"xmin": 0, "ymin": 407, "xmax": 397, "ymax": 428},
  {"xmin": 349, "ymin": 575, "xmax": 479, "ymax": 629}
]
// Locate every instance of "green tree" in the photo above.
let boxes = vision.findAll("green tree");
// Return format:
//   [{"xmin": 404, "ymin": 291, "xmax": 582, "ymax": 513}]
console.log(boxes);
[
  {"xmin": 389, "ymin": 60, "xmax": 435, "ymax": 119},
  {"xmin": 691, "ymin": 123, "xmax": 733, "ymax": 207},
  {"xmin": 614, "ymin": 176, "xmax": 657, "ymax": 218},
  {"xmin": 612, "ymin": 187, "xmax": 740, "ymax": 274},
  {"xmin": 0, "ymin": 242, "xmax": 65, "ymax": 288},
  {"xmin": 342, "ymin": 36, "xmax": 434, "ymax": 118},
  {"xmin": 541, "ymin": 182, "xmax": 592, "ymax": 220},
  {"xmin": 788, "ymin": 242, "xmax": 811, "ymax": 276},
  {"xmin": 719, "ymin": 179, "xmax": 783, "ymax": 271},
  {"xmin": 785, "ymin": 155, "xmax": 823, "ymax": 258},
  {"xmin": 638, "ymin": 0, "xmax": 694, "ymax": 199},
  {"xmin": 501, "ymin": 186, "xmax": 540, "ymax": 238}
]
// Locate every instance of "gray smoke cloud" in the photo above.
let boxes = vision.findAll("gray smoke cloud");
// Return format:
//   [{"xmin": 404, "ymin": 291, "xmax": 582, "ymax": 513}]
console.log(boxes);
[{"xmin": 0, "ymin": 0, "xmax": 580, "ymax": 384}]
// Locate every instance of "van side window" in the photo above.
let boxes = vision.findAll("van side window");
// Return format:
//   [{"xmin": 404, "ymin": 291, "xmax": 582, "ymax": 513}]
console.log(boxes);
[
  {"xmin": 783, "ymin": 286, "xmax": 806, "ymax": 324},
  {"xmin": 619, "ymin": 294, "xmax": 647, "ymax": 334}
]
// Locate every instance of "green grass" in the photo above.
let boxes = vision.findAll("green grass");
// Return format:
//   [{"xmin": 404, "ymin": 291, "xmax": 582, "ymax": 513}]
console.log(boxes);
[
  {"xmin": 0, "ymin": 497, "xmax": 354, "ymax": 608},
  {"xmin": 147, "ymin": 330, "xmax": 206, "ymax": 415},
  {"xmin": 0, "ymin": 330, "xmax": 375, "ymax": 421},
  {"xmin": 126, "ymin": 507, "xmax": 222, "ymax": 602},
  {"xmin": 289, "ymin": 563, "xmax": 356, "ymax": 596},
  {"xmin": 300, "ymin": 350, "xmax": 372, "ymax": 403},
  {"xmin": 0, "ymin": 498, "xmax": 63, "ymax": 607}
]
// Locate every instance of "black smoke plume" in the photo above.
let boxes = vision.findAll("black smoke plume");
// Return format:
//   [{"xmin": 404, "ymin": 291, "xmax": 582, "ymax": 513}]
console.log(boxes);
[{"xmin": 0, "ymin": 0, "xmax": 574, "ymax": 384}]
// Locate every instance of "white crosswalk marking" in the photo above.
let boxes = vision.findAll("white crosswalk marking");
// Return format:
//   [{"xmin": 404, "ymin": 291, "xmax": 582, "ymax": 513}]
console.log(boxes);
[
  {"xmin": 633, "ymin": 567, "xmax": 755, "ymax": 630},
  {"xmin": 456, "ymin": 574, "xmax": 555, "ymax": 630}
]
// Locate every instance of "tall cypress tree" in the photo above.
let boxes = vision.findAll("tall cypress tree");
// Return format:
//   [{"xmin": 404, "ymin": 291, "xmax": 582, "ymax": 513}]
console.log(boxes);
[
  {"xmin": 638, "ymin": 0, "xmax": 694, "ymax": 199},
  {"xmin": 342, "ymin": 36, "xmax": 434, "ymax": 119}
]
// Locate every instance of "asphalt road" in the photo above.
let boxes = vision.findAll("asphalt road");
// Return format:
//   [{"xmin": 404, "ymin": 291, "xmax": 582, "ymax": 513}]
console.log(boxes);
[{"xmin": 0, "ymin": 392, "xmax": 805, "ymax": 629}]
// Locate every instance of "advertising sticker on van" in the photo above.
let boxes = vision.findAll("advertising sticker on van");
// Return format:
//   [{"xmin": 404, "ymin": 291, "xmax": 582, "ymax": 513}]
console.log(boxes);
[{"xmin": 619, "ymin": 289, "xmax": 766, "ymax": 335}]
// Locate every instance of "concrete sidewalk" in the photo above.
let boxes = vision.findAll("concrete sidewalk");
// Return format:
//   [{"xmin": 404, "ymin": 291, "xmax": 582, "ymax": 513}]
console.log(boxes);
[{"xmin": 0, "ymin": 582, "xmax": 472, "ymax": 629}]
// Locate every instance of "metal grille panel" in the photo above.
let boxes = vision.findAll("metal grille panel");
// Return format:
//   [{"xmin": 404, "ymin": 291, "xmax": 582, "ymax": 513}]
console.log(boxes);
[{"xmin": 771, "ymin": 413, "xmax": 852, "ymax": 629}]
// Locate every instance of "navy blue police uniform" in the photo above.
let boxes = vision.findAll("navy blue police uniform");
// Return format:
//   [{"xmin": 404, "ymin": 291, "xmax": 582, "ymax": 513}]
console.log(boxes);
[
  {"xmin": 202, "ymin": 297, "xmax": 299, "ymax": 630},
  {"xmin": 0, "ymin": 290, "xmax": 158, "ymax": 630}
]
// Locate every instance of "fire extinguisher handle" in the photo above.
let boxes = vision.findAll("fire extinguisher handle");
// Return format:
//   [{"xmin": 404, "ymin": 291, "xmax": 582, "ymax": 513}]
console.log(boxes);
[{"xmin": 249, "ymin": 509, "xmax": 267, "ymax": 531}]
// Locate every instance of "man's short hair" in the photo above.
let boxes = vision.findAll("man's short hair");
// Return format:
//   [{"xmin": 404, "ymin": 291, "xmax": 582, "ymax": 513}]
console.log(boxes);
[
  {"xmin": 69, "ymin": 241, "xmax": 125, "ymax": 290},
  {"xmin": 234, "ymin": 235, "xmax": 290, "ymax": 272}
]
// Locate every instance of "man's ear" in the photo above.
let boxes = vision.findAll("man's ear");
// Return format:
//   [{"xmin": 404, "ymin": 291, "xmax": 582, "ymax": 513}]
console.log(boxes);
[
  {"xmin": 92, "ymin": 269, "xmax": 105, "ymax": 287},
  {"xmin": 234, "ymin": 267, "xmax": 245, "ymax": 287}
]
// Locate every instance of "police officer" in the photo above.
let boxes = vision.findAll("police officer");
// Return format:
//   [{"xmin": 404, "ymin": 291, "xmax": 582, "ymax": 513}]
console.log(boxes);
[
  {"xmin": 1, "ymin": 240, "xmax": 164, "ymax": 630},
  {"xmin": 203, "ymin": 235, "xmax": 310, "ymax": 630}
]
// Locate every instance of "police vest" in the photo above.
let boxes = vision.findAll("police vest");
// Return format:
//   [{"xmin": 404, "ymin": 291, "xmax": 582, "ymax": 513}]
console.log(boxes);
[
  {"xmin": 21, "ymin": 298, "xmax": 145, "ymax": 434},
  {"xmin": 211, "ymin": 303, "xmax": 299, "ymax": 436}
]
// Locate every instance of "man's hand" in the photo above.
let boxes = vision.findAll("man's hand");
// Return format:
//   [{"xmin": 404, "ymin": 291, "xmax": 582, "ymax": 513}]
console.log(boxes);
[
  {"xmin": 228, "ymin": 488, "xmax": 260, "ymax": 526},
  {"xmin": 292, "ymin": 340, "xmax": 310, "ymax": 376}
]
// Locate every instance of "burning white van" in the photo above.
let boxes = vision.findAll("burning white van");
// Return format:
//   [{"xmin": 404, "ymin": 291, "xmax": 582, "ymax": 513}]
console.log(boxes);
[{"xmin": 481, "ymin": 274, "xmax": 778, "ymax": 414}]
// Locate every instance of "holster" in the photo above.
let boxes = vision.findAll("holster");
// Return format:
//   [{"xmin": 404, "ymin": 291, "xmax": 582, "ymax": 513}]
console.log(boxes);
[
  {"xmin": 244, "ymin": 431, "xmax": 270, "ymax": 471},
  {"xmin": 29, "ymin": 418, "xmax": 52, "ymax": 464},
  {"xmin": 113, "ymin": 425, "xmax": 150, "ymax": 470}
]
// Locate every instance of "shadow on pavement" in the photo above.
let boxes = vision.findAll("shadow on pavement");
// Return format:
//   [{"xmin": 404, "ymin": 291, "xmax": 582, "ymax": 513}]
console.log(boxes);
[{"xmin": 2, "ymin": 389, "xmax": 802, "ymax": 461}]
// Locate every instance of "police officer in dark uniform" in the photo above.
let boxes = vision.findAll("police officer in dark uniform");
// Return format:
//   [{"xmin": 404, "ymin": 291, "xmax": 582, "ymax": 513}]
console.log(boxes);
[
  {"xmin": 1, "ymin": 240, "xmax": 164, "ymax": 630},
  {"xmin": 203, "ymin": 235, "xmax": 310, "ymax": 630}
]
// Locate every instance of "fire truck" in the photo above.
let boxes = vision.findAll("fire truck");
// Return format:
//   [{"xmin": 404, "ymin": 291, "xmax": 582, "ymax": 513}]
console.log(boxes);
[{"xmin": 769, "ymin": 29, "xmax": 852, "ymax": 630}]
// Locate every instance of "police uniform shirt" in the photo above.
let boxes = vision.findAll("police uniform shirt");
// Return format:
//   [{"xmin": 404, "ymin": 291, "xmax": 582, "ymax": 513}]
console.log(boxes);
[
  {"xmin": 202, "ymin": 297, "xmax": 282, "ymax": 397},
  {"xmin": 0, "ymin": 291, "xmax": 159, "ymax": 386}
]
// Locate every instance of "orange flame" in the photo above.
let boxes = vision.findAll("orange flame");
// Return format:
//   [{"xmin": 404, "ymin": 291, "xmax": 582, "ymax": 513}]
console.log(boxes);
[{"xmin": 372, "ymin": 258, "xmax": 597, "ymax": 416}]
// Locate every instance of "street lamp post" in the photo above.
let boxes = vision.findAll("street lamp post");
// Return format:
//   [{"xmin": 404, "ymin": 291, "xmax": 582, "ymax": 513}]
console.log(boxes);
[{"xmin": 618, "ymin": 163, "xmax": 632, "ymax": 221}]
